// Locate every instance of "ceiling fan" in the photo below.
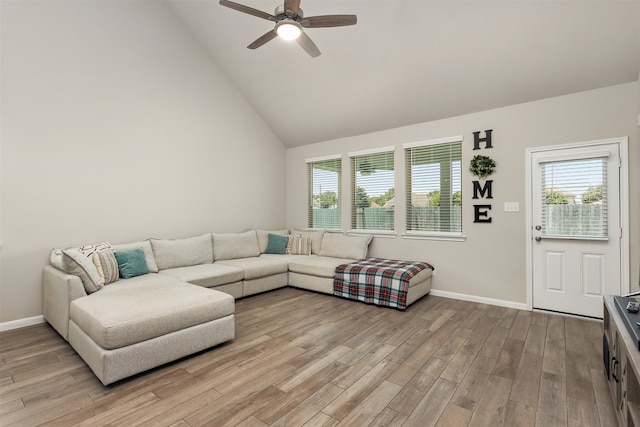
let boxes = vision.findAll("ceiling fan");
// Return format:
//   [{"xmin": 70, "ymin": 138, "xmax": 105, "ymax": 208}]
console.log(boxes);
[{"xmin": 219, "ymin": 0, "xmax": 357, "ymax": 58}]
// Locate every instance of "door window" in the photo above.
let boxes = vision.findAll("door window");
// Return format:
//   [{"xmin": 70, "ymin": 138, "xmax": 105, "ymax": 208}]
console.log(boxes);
[{"xmin": 540, "ymin": 156, "xmax": 608, "ymax": 239}]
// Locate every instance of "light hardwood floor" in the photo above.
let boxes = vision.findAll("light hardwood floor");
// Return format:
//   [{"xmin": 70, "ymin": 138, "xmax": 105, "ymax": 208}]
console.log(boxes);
[{"xmin": 0, "ymin": 288, "xmax": 618, "ymax": 426}]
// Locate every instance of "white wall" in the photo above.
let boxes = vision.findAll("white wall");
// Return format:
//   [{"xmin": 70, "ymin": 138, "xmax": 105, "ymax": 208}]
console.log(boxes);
[
  {"xmin": 637, "ymin": 70, "xmax": 640, "ymax": 288},
  {"xmin": 287, "ymin": 83, "xmax": 640, "ymax": 306},
  {"xmin": 0, "ymin": 1, "xmax": 287, "ymax": 323}
]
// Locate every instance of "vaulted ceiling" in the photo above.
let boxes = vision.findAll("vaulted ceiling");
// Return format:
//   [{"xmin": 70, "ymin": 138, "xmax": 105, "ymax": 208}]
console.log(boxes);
[{"xmin": 167, "ymin": 0, "xmax": 640, "ymax": 148}]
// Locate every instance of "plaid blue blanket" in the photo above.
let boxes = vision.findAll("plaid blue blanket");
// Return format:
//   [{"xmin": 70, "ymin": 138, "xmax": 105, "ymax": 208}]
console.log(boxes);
[{"xmin": 333, "ymin": 258, "xmax": 434, "ymax": 310}]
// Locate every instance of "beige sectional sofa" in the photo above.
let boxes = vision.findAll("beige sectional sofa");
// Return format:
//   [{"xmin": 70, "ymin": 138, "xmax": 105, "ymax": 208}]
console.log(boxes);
[{"xmin": 43, "ymin": 229, "xmax": 432, "ymax": 385}]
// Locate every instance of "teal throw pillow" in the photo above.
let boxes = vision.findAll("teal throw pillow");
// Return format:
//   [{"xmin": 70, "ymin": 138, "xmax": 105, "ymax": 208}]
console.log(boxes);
[
  {"xmin": 264, "ymin": 233, "xmax": 288, "ymax": 255},
  {"xmin": 114, "ymin": 248, "xmax": 150, "ymax": 279}
]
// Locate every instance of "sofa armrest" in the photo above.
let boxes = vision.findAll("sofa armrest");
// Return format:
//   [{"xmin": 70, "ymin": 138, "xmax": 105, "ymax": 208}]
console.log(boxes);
[{"xmin": 43, "ymin": 265, "xmax": 87, "ymax": 341}]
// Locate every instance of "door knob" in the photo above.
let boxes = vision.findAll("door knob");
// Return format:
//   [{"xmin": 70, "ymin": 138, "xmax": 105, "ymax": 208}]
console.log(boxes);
[{"xmin": 535, "ymin": 236, "xmax": 542, "ymax": 242}]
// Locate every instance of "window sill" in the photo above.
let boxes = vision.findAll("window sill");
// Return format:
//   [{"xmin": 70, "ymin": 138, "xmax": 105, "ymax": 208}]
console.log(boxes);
[
  {"xmin": 402, "ymin": 233, "xmax": 466, "ymax": 242},
  {"xmin": 349, "ymin": 230, "xmax": 397, "ymax": 239}
]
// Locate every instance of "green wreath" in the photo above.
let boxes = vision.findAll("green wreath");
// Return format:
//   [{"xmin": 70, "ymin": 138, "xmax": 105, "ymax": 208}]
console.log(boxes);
[{"xmin": 469, "ymin": 155, "xmax": 496, "ymax": 178}]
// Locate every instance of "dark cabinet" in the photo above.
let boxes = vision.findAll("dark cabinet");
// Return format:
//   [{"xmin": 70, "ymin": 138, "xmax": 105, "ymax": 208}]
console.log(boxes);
[{"xmin": 604, "ymin": 295, "xmax": 640, "ymax": 426}]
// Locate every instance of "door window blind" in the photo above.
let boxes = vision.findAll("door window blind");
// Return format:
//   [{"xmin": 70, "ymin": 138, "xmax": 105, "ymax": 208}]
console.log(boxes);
[
  {"xmin": 350, "ymin": 150, "xmax": 395, "ymax": 231},
  {"xmin": 540, "ymin": 157, "xmax": 607, "ymax": 238}
]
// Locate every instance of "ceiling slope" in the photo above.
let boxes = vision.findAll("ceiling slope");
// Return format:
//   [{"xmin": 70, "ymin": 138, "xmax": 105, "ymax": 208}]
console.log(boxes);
[{"xmin": 167, "ymin": 0, "xmax": 640, "ymax": 148}]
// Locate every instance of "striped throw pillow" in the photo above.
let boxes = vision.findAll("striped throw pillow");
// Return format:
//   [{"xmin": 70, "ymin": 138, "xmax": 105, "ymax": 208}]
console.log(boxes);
[
  {"xmin": 287, "ymin": 234, "xmax": 312, "ymax": 255},
  {"xmin": 91, "ymin": 249, "xmax": 119, "ymax": 285}
]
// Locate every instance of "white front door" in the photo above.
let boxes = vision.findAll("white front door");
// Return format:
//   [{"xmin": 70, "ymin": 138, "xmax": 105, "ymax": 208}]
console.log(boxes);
[{"xmin": 530, "ymin": 140, "xmax": 622, "ymax": 318}]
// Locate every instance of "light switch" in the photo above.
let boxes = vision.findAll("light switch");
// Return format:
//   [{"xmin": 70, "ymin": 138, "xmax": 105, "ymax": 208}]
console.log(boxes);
[{"xmin": 504, "ymin": 202, "xmax": 520, "ymax": 212}]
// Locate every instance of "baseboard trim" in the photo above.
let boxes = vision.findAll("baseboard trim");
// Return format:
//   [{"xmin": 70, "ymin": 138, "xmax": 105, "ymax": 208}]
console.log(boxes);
[
  {"xmin": 0, "ymin": 315, "xmax": 45, "ymax": 332},
  {"xmin": 430, "ymin": 289, "xmax": 528, "ymax": 311},
  {"xmin": 0, "ymin": 290, "xmax": 527, "ymax": 333}
]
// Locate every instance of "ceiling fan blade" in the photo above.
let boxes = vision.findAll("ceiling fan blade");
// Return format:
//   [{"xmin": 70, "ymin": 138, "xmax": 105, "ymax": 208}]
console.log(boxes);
[
  {"xmin": 247, "ymin": 30, "xmax": 278, "ymax": 49},
  {"xmin": 296, "ymin": 32, "xmax": 321, "ymax": 58},
  {"xmin": 284, "ymin": 0, "xmax": 301, "ymax": 17},
  {"xmin": 219, "ymin": 0, "xmax": 277, "ymax": 22},
  {"xmin": 301, "ymin": 15, "xmax": 357, "ymax": 28}
]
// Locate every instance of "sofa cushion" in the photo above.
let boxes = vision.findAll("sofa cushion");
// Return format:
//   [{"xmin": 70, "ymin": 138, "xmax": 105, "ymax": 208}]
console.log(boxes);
[
  {"xmin": 112, "ymin": 240, "xmax": 159, "ymax": 273},
  {"xmin": 158, "ymin": 264, "xmax": 244, "ymax": 288},
  {"xmin": 150, "ymin": 233, "xmax": 213, "ymax": 270},
  {"xmin": 217, "ymin": 256, "xmax": 289, "ymax": 280},
  {"xmin": 114, "ymin": 248, "xmax": 149, "ymax": 279},
  {"xmin": 288, "ymin": 255, "xmax": 357, "ymax": 278},
  {"xmin": 69, "ymin": 274, "xmax": 234, "ymax": 350},
  {"xmin": 213, "ymin": 230, "xmax": 261, "ymax": 261},
  {"xmin": 256, "ymin": 229, "xmax": 289, "ymax": 253},
  {"xmin": 291, "ymin": 229, "xmax": 325, "ymax": 255},
  {"xmin": 265, "ymin": 233, "xmax": 289, "ymax": 255},
  {"xmin": 259, "ymin": 253, "xmax": 310, "ymax": 262},
  {"xmin": 51, "ymin": 248, "xmax": 103, "ymax": 294},
  {"xmin": 319, "ymin": 233, "xmax": 372, "ymax": 260}
]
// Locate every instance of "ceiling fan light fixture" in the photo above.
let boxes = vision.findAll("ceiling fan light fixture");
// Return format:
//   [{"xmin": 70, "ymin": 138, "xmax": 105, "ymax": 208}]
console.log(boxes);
[
  {"xmin": 219, "ymin": 0, "xmax": 357, "ymax": 57},
  {"xmin": 276, "ymin": 21, "xmax": 302, "ymax": 40}
]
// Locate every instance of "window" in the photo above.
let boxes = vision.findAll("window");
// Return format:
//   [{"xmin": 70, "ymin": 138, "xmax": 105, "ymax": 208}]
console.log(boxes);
[
  {"xmin": 540, "ymin": 156, "xmax": 608, "ymax": 238},
  {"xmin": 350, "ymin": 148, "xmax": 395, "ymax": 232},
  {"xmin": 307, "ymin": 156, "xmax": 341, "ymax": 229},
  {"xmin": 404, "ymin": 137, "xmax": 462, "ymax": 234}
]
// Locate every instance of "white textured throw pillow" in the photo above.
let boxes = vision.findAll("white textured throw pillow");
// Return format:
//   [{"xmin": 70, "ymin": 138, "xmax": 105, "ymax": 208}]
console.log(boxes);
[
  {"xmin": 50, "ymin": 248, "xmax": 104, "ymax": 293},
  {"xmin": 78, "ymin": 242, "xmax": 112, "ymax": 258}
]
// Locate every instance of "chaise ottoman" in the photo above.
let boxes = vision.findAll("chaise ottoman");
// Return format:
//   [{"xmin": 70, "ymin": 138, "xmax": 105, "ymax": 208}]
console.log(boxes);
[
  {"xmin": 67, "ymin": 273, "xmax": 235, "ymax": 385},
  {"xmin": 333, "ymin": 258, "xmax": 434, "ymax": 309}
]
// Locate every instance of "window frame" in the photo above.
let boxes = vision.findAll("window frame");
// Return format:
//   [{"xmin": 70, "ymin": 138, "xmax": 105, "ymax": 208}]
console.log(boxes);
[
  {"xmin": 348, "ymin": 146, "xmax": 396, "ymax": 235},
  {"xmin": 306, "ymin": 154, "xmax": 342, "ymax": 231},
  {"xmin": 403, "ymin": 136, "xmax": 464, "ymax": 240},
  {"xmin": 538, "ymin": 152, "xmax": 609, "ymax": 240}
]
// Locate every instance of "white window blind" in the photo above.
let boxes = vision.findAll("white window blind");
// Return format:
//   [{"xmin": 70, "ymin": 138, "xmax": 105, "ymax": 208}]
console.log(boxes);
[
  {"xmin": 405, "ymin": 140, "xmax": 462, "ymax": 233},
  {"xmin": 307, "ymin": 157, "xmax": 341, "ymax": 229},
  {"xmin": 350, "ymin": 149, "xmax": 395, "ymax": 231},
  {"xmin": 540, "ymin": 157, "xmax": 607, "ymax": 238}
]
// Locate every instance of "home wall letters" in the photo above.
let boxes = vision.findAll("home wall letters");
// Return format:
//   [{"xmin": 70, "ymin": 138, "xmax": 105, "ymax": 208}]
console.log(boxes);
[{"xmin": 471, "ymin": 129, "xmax": 494, "ymax": 223}]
